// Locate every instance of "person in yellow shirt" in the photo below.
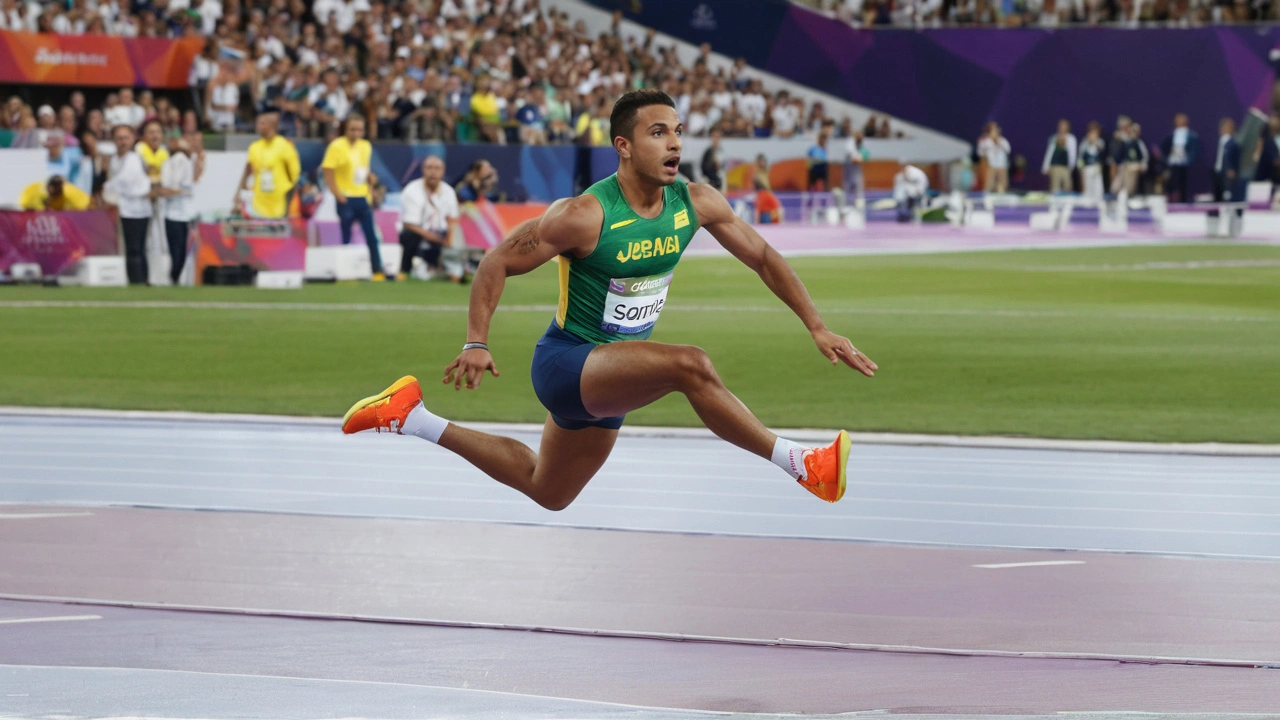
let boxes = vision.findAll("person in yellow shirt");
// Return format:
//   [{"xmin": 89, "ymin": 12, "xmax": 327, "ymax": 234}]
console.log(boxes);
[
  {"xmin": 469, "ymin": 75, "xmax": 504, "ymax": 144},
  {"xmin": 135, "ymin": 119, "xmax": 170, "ymax": 184},
  {"xmin": 19, "ymin": 176, "xmax": 91, "ymax": 211},
  {"xmin": 321, "ymin": 114, "xmax": 387, "ymax": 280},
  {"xmin": 235, "ymin": 112, "xmax": 301, "ymax": 219}
]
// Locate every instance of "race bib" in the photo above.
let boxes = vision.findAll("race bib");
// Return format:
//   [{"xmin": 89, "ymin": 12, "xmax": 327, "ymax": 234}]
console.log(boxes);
[
  {"xmin": 258, "ymin": 169, "xmax": 275, "ymax": 192},
  {"xmin": 353, "ymin": 166, "xmax": 369, "ymax": 186},
  {"xmin": 601, "ymin": 272, "xmax": 672, "ymax": 335}
]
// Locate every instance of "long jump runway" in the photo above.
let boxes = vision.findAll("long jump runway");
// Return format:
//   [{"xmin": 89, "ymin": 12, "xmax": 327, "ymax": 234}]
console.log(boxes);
[{"xmin": 1, "ymin": 412, "xmax": 1279, "ymax": 717}]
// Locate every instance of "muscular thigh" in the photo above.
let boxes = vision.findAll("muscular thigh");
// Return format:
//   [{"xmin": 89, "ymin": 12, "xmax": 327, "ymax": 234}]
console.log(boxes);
[
  {"xmin": 579, "ymin": 340, "xmax": 705, "ymax": 419},
  {"xmin": 530, "ymin": 414, "xmax": 618, "ymax": 509}
]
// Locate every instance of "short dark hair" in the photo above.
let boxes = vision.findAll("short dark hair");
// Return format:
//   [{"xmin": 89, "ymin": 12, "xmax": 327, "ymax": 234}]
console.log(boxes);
[{"xmin": 609, "ymin": 89, "xmax": 676, "ymax": 143}]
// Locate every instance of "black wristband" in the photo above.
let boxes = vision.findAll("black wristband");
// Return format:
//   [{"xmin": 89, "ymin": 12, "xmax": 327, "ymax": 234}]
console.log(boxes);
[{"xmin": 462, "ymin": 342, "xmax": 488, "ymax": 352}]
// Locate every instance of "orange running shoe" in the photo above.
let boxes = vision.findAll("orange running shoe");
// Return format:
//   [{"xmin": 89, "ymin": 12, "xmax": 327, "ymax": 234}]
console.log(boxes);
[
  {"xmin": 341, "ymin": 375, "xmax": 422, "ymax": 434},
  {"xmin": 797, "ymin": 430, "xmax": 851, "ymax": 503}
]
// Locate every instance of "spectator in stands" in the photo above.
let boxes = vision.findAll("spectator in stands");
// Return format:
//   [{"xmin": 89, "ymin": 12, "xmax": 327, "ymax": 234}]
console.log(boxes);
[
  {"xmin": 86, "ymin": 109, "xmax": 108, "ymax": 143},
  {"xmin": 807, "ymin": 129, "xmax": 831, "ymax": 191},
  {"xmin": 574, "ymin": 96, "xmax": 611, "ymax": 147},
  {"xmin": 1041, "ymin": 119, "xmax": 1077, "ymax": 193},
  {"xmin": 771, "ymin": 90, "xmax": 800, "ymax": 139},
  {"xmin": 18, "ymin": 175, "xmax": 91, "ymax": 211},
  {"xmin": 105, "ymin": 124, "xmax": 156, "ymax": 285},
  {"xmin": 106, "ymin": 88, "xmax": 145, "ymax": 129},
  {"xmin": 456, "ymin": 160, "xmax": 498, "ymax": 203},
  {"xmin": 207, "ymin": 62, "xmax": 242, "ymax": 132},
  {"xmin": 1078, "ymin": 121, "xmax": 1106, "ymax": 203},
  {"xmin": 44, "ymin": 131, "xmax": 77, "ymax": 184},
  {"xmin": 237, "ymin": 112, "xmax": 301, "ymax": 219},
  {"xmin": 978, "ymin": 122, "xmax": 1011, "ymax": 194},
  {"xmin": 35, "ymin": 104, "xmax": 58, "ymax": 146},
  {"xmin": 398, "ymin": 155, "xmax": 460, "ymax": 282},
  {"xmin": 323, "ymin": 115, "xmax": 387, "ymax": 280},
  {"xmin": 57, "ymin": 106, "xmax": 79, "ymax": 148},
  {"xmin": 1213, "ymin": 116, "xmax": 1241, "ymax": 202},
  {"xmin": 75, "ymin": 129, "xmax": 103, "ymax": 201},
  {"xmin": 863, "ymin": 114, "xmax": 880, "ymax": 138},
  {"xmin": 842, "ymin": 129, "xmax": 869, "ymax": 206},
  {"xmin": 702, "ymin": 125, "xmax": 725, "ymax": 191},
  {"xmin": 470, "ymin": 75, "xmax": 505, "ymax": 144},
  {"xmin": 1161, "ymin": 113, "xmax": 1199, "ymax": 204},
  {"xmin": 516, "ymin": 86, "xmax": 548, "ymax": 146},
  {"xmin": 307, "ymin": 67, "xmax": 349, "ymax": 137},
  {"xmin": 157, "ymin": 136, "xmax": 196, "ymax": 285}
]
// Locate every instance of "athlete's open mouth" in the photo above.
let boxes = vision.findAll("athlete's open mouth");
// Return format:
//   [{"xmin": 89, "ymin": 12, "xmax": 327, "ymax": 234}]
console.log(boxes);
[{"xmin": 663, "ymin": 156, "xmax": 680, "ymax": 171}]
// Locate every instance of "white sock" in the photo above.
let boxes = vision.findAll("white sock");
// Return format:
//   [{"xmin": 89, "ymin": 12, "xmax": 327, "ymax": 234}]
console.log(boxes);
[
  {"xmin": 401, "ymin": 402, "xmax": 449, "ymax": 443},
  {"xmin": 771, "ymin": 437, "xmax": 810, "ymax": 480}
]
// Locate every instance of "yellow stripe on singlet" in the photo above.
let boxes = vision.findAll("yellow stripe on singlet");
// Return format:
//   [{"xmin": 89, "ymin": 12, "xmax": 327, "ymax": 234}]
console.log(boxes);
[
  {"xmin": 555, "ymin": 255, "xmax": 570, "ymax": 328},
  {"xmin": 609, "ymin": 218, "xmax": 638, "ymax": 230}
]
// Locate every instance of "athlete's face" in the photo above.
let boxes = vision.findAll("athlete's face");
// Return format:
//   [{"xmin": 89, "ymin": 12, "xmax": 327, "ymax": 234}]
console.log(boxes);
[{"xmin": 620, "ymin": 104, "xmax": 682, "ymax": 186}]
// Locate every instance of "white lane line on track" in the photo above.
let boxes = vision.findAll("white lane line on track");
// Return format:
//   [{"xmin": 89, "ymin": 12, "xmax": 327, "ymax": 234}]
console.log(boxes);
[
  {"xmin": 4, "ymin": 479, "xmax": 1280, "ymax": 536},
  {"xmin": 0, "ymin": 512, "xmax": 93, "ymax": 519},
  {"xmin": 972, "ymin": 560, "xmax": 1088, "ymax": 569},
  {"xmin": 0, "ymin": 614, "xmax": 101, "ymax": 625},
  {"xmin": 1022, "ymin": 258, "xmax": 1280, "ymax": 272},
  {"xmin": 0, "ymin": 300, "xmax": 1273, "ymax": 323}
]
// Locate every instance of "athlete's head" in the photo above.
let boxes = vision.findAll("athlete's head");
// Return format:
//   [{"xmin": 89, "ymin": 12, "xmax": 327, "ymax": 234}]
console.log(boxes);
[
  {"xmin": 256, "ymin": 112, "xmax": 280, "ymax": 139},
  {"xmin": 610, "ymin": 89, "xmax": 682, "ymax": 186}
]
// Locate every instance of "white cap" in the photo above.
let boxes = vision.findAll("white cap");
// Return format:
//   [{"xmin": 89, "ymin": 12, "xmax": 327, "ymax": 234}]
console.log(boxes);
[
  {"xmin": 396, "ymin": 46, "xmax": 411, "ymax": 59},
  {"xmin": 38, "ymin": 104, "xmax": 55, "ymax": 117}
]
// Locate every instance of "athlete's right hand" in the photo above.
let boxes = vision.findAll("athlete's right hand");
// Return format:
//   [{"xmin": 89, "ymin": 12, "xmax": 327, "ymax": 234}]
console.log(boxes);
[{"xmin": 443, "ymin": 349, "xmax": 500, "ymax": 391}]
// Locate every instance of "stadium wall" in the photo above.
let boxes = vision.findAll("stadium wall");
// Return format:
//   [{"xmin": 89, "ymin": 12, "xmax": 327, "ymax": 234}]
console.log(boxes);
[{"xmin": 584, "ymin": 0, "xmax": 1280, "ymax": 194}]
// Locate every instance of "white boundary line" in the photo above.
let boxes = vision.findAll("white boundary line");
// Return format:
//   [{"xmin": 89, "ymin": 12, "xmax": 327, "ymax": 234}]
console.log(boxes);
[
  {"xmin": 2, "ymin": 406, "xmax": 1278, "ymax": 457},
  {"xmin": 0, "ymin": 594, "xmax": 1273, "ymax": 669},
  {"xmin": 0, "ymin": 614, "xmax": 101, "ymax": 625}
]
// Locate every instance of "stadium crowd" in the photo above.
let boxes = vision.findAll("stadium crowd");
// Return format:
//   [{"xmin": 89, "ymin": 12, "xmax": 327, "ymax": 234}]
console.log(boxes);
[
  {"xmin": 800, "ymin": 0, "xmax": 1280, "ymax": 27},
  {"xmin": 0, "ymin": 0, "xmax": 901, "ymax": 146}
]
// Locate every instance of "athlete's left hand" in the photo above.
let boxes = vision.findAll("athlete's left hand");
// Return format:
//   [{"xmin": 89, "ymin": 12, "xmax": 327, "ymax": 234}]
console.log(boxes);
[{"xmin": 814, "ymin": 330, "xmax": 877, "ymax": 377}]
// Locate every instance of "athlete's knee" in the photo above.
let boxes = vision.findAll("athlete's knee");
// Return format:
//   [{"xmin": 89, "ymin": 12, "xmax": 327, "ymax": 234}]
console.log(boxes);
[
  {"xmin": 676, "ymin": 345, "xmax": 720, "ymax": 390},
  {"xmin": 531, "ymin": 486, "xmax": 580, "ymax": 511}
]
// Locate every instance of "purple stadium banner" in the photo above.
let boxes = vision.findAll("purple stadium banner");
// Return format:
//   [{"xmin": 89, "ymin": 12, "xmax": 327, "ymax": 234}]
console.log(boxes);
[
  {"xmin": 0, "ymin": 210, "xmax": 117, "ymax": 275},
  {"xmin": 589, "ymin": 0, "xmax": 1280, "ymax": 191}
]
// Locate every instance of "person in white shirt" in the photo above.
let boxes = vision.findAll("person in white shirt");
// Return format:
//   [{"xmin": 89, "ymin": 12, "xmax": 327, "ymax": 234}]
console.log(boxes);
[
  {"xmin": 1041, "ymin": 119, "xmax": 1077, "ymax": 194},
  {"xmin": 206, "ymin": 62, "xmax": 241, "ymax": 132},
  {"xmin": 157, "ymin": 136, "xmax": 197, "ymax": 285},
  {"xmin": 770, "ymin": 91, "xmax": 799, "ymax": 138},
  {"xmin": 397, "ymin": 155, "xmax": 460, "ymax": 281},
  {"xmin": 105, "ymin": 87, "xmax": 145, "ymax": 129},
  {"xmin": 977, "ymin": 122, "xmax": 1011, "ymax": 194},
  {"xmin": 842, "ymin": 130, "xmax": 869, "ymax": 206},
  {"xmin": 104, "ymin": 124, "xmax": 156, "ymax": 285},
  {"xmin": 893, "ymin": 160, "xmax": 930, "ymax": 221}
]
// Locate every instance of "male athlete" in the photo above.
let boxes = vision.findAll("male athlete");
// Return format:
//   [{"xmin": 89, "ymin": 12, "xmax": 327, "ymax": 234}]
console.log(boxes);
[{"xmin": 342, "ymin": 89, "xmax": 877, "ymax": 508}]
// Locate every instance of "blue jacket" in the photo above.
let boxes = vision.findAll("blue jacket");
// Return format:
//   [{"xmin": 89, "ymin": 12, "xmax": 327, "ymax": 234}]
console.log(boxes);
[
  {"xmin": 1213, "ymin": 136, "xmax": 1241, "ymax": 177},
  {"xmin": 1159, "ymin": 130, "xmax": 1199, "ymax": 167}
]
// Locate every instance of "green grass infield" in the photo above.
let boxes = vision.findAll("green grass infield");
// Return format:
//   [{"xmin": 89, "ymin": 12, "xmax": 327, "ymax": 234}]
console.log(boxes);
[{"xmin": 2, "ymin": 243, "xmax": 1278, "ymax": 443}]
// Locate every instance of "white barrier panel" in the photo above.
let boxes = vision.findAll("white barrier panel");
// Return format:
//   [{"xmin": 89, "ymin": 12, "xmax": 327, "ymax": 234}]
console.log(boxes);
[
  {"xmin": 255, "ymin": 270, "xmax": 304, "ymax": 289},
  {"xmin": 67, "ymin": 257, "xmax": 127, "ymax": 287},
  {"xmin": 1242, "ymin": 211, "xmax": 1280, "ymax": 236},
  {"xmin": 0, "ymin": 150, "xmax": 51, "ymax": 209}
]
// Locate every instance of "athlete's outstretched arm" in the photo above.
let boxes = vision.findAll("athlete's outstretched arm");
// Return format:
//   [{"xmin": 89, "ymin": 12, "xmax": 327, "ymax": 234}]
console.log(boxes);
[
  {"xmin": 444, "ymin": 195, "xmax": 603, "ymax": 390},
  {"xmin": 688, "ymin": 183, "xmax": 877, "ymax": 377}
]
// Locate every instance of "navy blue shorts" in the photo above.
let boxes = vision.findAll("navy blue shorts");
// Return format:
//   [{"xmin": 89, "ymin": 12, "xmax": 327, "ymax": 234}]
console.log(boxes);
[{"xmin": 531, "ymin": 321, "xmax": 625, "ymax": 431}]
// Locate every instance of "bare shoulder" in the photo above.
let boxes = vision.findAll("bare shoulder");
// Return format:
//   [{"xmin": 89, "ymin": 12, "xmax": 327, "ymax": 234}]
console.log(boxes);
[
  {"xmin": 537, "ymin": 193, "xmax": 605, "ymax": 253},
  {"xmin": 686, "ymin": 182, "xmax": 735, "ymax": 226}
]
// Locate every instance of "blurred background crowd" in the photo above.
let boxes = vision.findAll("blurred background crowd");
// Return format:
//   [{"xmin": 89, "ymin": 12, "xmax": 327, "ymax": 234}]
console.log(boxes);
[{"xmin": 0, "ymin": 0, "xmax": 903, "ymax": 146}]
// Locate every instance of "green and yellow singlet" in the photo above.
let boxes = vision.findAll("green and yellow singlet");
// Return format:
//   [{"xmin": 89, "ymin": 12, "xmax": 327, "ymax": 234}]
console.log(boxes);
[{"xmin": 555, "ymin": 174, "xmax": 701, "ymax": 344}]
